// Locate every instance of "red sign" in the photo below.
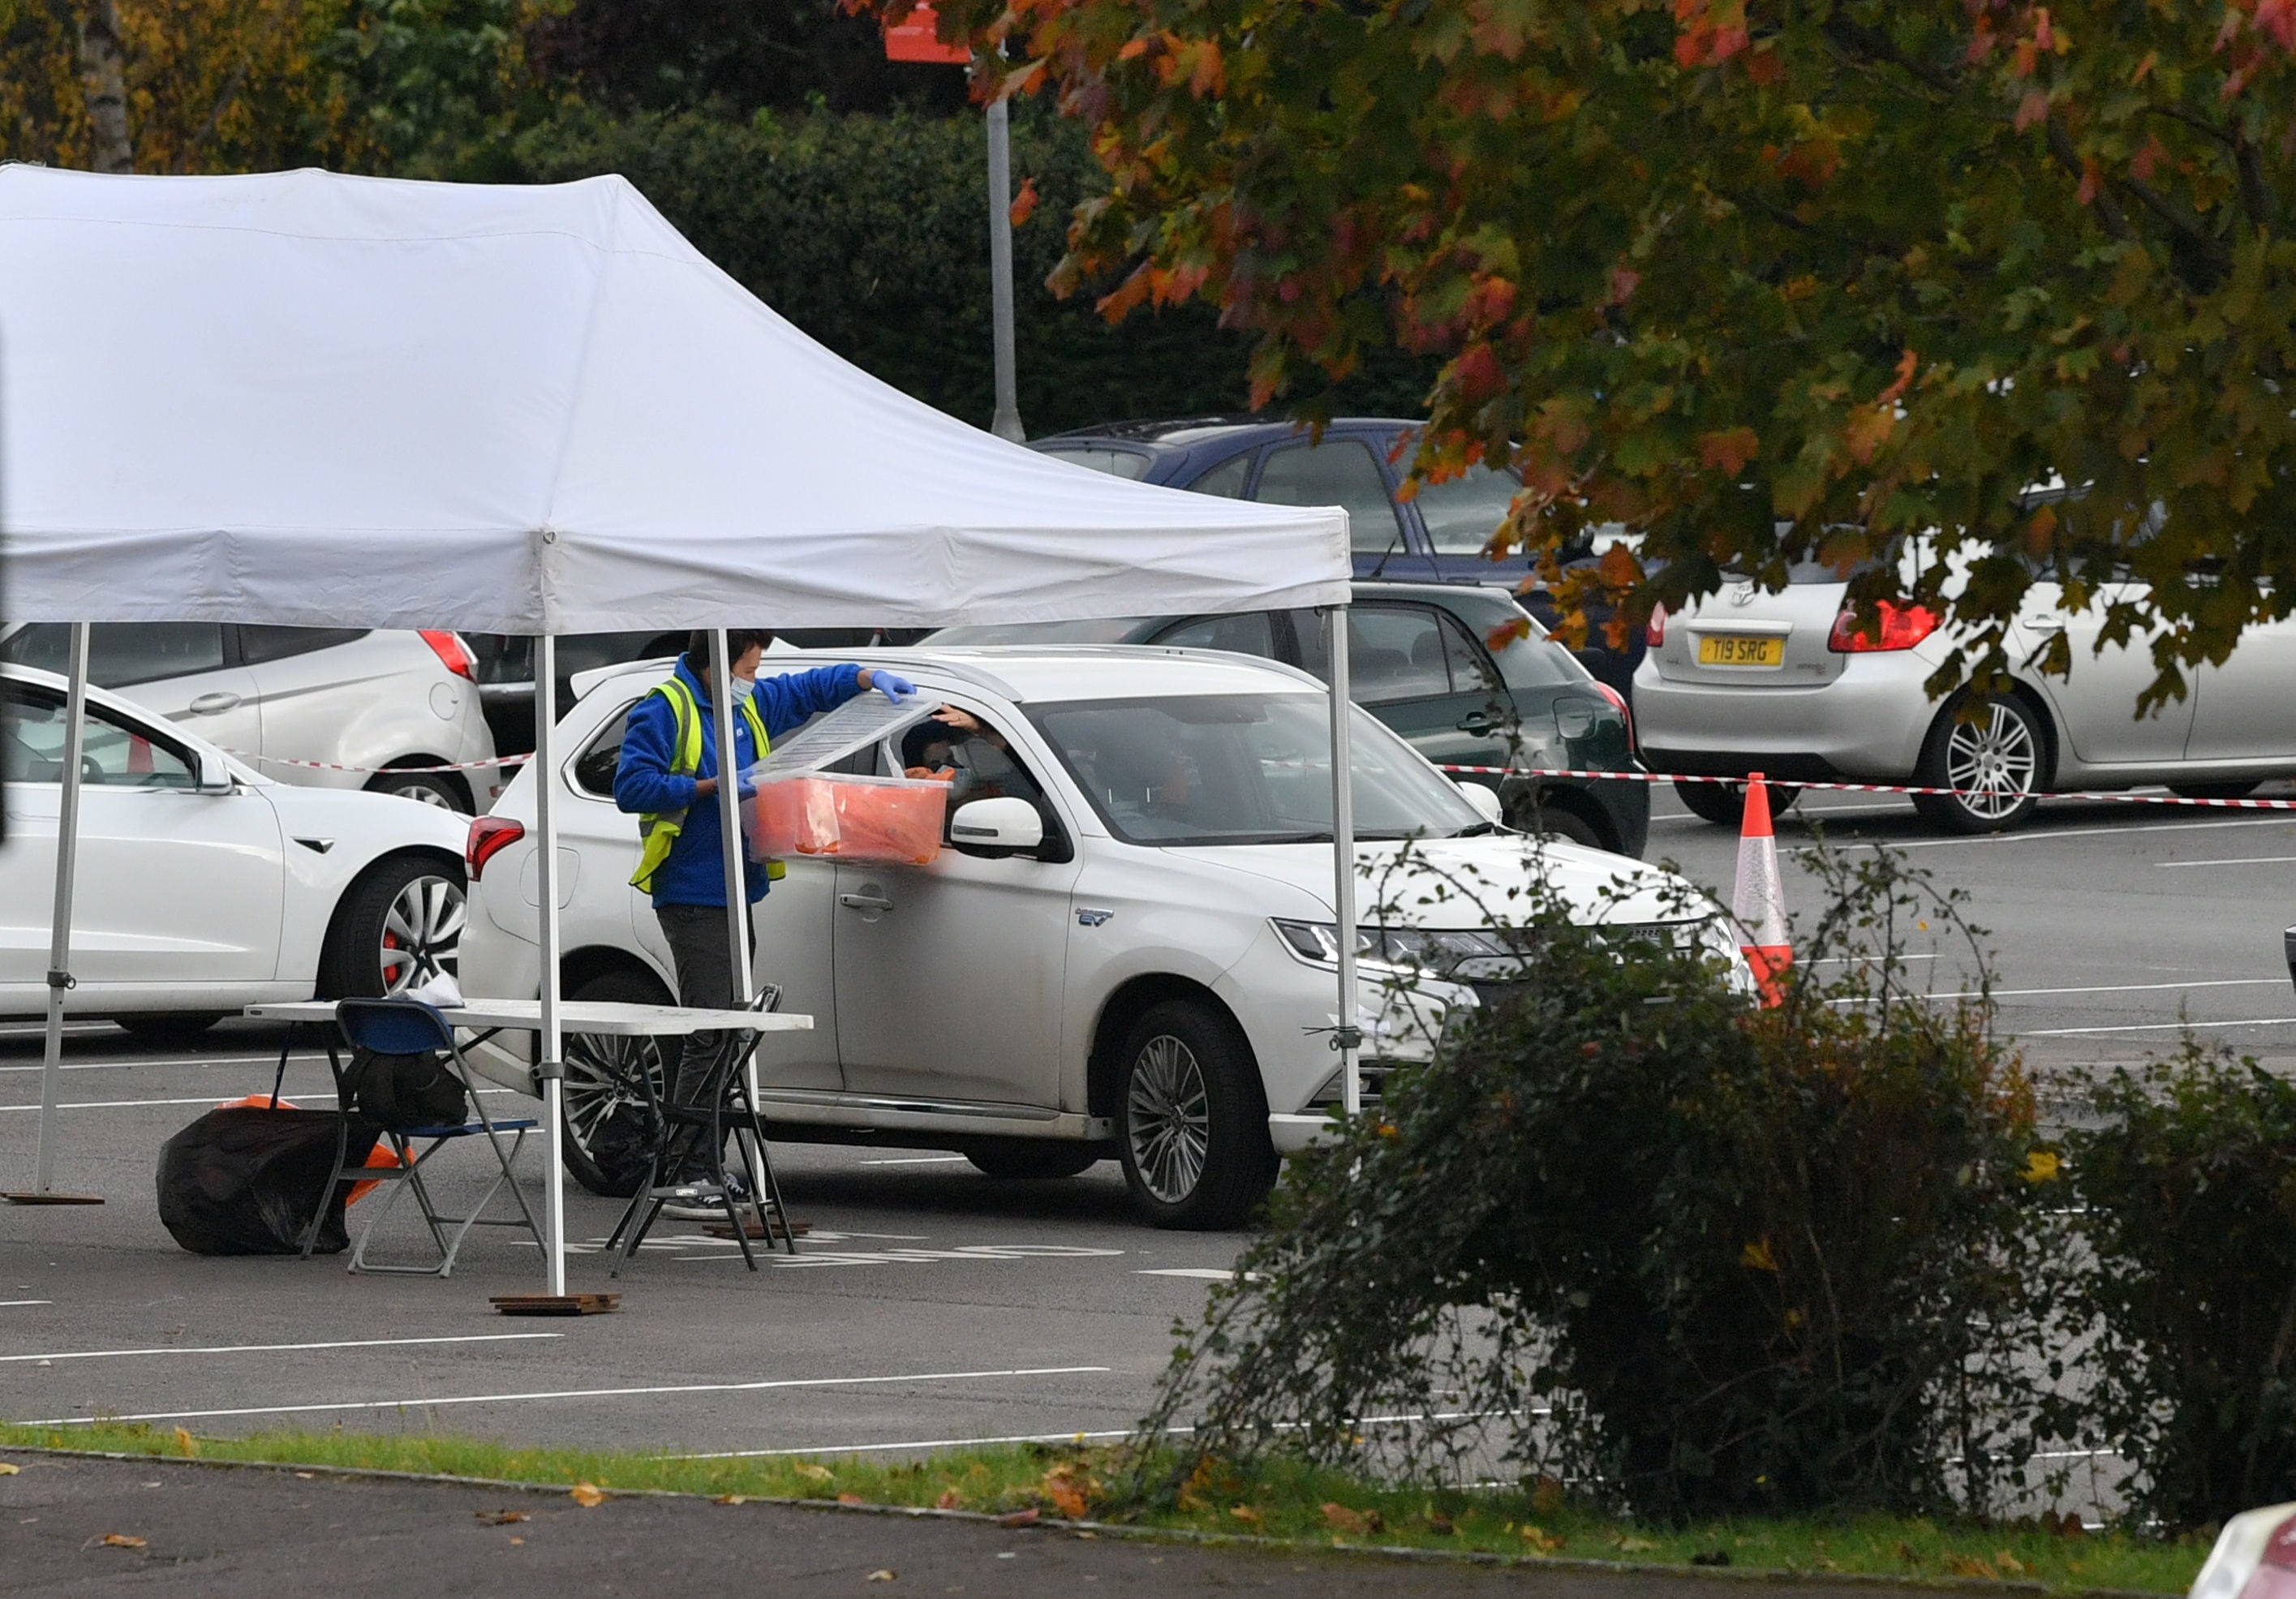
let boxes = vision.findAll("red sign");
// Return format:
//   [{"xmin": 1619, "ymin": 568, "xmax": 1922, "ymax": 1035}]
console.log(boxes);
[{"xmin": 884, "ymin": 5, "xmax": 970, "ymax": 63}]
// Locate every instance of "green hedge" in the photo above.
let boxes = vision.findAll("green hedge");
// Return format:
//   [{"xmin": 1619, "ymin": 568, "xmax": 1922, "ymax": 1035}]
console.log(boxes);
[{"xmin": 475, "ymin": 106, "xmax": 1436, "ymax": 436}]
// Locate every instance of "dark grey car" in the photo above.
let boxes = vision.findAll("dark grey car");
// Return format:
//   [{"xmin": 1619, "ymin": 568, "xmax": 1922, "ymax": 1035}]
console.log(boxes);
[{"xmin": 931, "ymin": 582, "xmax": 1650, "ymax": 858}]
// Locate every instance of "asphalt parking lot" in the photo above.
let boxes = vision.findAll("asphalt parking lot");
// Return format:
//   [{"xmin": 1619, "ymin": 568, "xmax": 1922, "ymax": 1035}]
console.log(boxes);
[{"xmin": 3, "ymin": 780, "xmax": 2292, "ymax": 1460}]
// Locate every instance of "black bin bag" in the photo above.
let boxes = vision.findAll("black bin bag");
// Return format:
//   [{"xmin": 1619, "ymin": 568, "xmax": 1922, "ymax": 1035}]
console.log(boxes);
[{"xmin": 157, "ymin": 1105, "xmax": 379, "ymax": 1256}]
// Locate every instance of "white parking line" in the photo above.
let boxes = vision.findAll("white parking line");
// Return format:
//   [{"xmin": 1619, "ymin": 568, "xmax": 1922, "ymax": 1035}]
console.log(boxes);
[
  {"xmin": 687, "ymin": 1427, "xmax": 1144, "ymax": 1459},
  {"xmin": 0, "ymin": 1333, "xmax": 562, "ymax": 1366},
  {"xmin": 2158, "ymin": 856, "xmax": 2296, "ymax": 869},
  {"xmin": 23, "ymin": 1365, "xmax": 1112, "ymax": 1427},
  {"xmin": 858, "ymin": 1155, "xmax": 971, "ymax": 1167},
  {"xmin": 1135, "ymin": 1268, "xmax": 1240, "ymax": 1280},
  {"xmin": 0, "ymin": 1055, "xmax": 328, "ymax": 1074},
  {"xmin": 0, "ymin": 1300, "xmax": 53, "ymax": 1309},
  {"xmin": 1968, "ymin": 978, "xmax": 2287, "ymax": 999},
  {"xmin": 1795, "ymin": 815, "xmax": 2296, "ymax": 852},
  {"xmin": 2025, "ymin": 1016, "xmax": 2296, "ymax": 1037},
  {"xmin": 0, "ymin": 1088, "xmax": 518, "ymax": 1111}
]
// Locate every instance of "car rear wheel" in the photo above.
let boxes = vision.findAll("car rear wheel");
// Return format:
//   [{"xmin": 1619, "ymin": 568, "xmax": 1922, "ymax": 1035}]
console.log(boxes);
[
  {"xmin": 1912, "ymin": 695, "xmax": 2046, "ymax": 834},
  {"xmin": 1672, "ymin": 778, "xmax": 1801, "ymax": 827},
  {"xmin": 1115, "ymin": 999, "xmax": 1275, "ymax": 1231},
  {"xmin": 560, "ymin": 967, "xmax": 671, "ymax": 1198},
  {"xmin": 2168, "ymin": 780, "xmax": 2262, "ymax": 801},
  {"xmin": 965, "ymin": 1142, "xmax": 1104, "ymax": 1180},
  {"xmin": 1519, "ymin": 803, "xmax": 1604, "ymax": 850},
  {"xmin": 318, "ymin": 853, "xmax": 465, "ymax": 998},
  {"xmin": 368, "ymin": 770, "xmax": 471, "ymax": 813}
]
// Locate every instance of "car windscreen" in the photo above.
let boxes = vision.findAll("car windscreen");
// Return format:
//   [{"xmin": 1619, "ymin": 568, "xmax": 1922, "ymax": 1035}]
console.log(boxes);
[
  {"xmin": 930, "ymin": 618, "xmax": 1157, "ymax": 644},
  {"xmin": 1027, "ymin": 692, "xmax": 1487, "ymax": 847}
]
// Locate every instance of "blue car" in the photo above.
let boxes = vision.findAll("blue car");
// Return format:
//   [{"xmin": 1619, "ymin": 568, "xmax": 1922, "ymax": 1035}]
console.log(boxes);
[{"xmin": 1030, "ymin": 416, "xmax": 1645, "ymax": 694}]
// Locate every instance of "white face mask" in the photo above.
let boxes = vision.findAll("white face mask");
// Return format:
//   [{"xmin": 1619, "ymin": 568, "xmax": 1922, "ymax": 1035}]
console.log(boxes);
[{"xmin": 729, "ymin": 675, "xmax": 757, "ymax": 706}]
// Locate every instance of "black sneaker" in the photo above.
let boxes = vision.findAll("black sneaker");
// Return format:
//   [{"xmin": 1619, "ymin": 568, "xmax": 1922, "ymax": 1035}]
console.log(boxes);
[{"xmin": 660, "ymin": 1187, "xmax": 732, "ymax": 1223}]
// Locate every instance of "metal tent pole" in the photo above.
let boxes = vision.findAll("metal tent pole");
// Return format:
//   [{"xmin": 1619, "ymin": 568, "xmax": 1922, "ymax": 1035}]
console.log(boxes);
[
  {"xmin": 533, "ymin": 634, "xmax": 567, "ymax": 1295},
  {"xmin": 1326, "ymin": 605, "xmax": 1361, "ymax": 1115},
  {"xmin": 19, "ymin": 623, "xmax": 96, "ymax": 1201}
]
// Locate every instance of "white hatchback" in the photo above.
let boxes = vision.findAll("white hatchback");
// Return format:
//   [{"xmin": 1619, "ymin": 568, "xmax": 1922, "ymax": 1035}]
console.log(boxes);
[
  {"xmin": 0, "ymin": 623, "xmax": 501, "ymax": 812},
  {"xmin": 458, "ymin": 647, "xmax": 1745, "ymax": 1228},
  {"xmin": 1, "ymin": 664, "xmax": 471, "ymax": 1042}
]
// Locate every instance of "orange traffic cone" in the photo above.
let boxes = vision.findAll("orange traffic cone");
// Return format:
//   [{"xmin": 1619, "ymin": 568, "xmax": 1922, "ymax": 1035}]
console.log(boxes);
[{"xmin": 1732, "ymin": 773, "xmax": 1792, "ymax": 1007}]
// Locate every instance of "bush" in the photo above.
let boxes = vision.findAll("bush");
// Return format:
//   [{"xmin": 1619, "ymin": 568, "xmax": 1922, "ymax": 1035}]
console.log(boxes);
[
  {"xmin": 475, "ymin": 105, "xmax": 1438, "ymax": 436},
  {"xmin": 1137, "ymin": 847, "xmax": 2055, "ymax": 1521},
  {"xmin": 2057, "ymin": 1047, "xmax": 2296, "ymax": 1529}
]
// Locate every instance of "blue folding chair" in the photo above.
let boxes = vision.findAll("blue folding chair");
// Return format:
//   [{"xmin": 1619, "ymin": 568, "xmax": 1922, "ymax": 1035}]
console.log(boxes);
[{"xmin": 306, "ymin": 998, "xmax": 544, "ymax": 1277}]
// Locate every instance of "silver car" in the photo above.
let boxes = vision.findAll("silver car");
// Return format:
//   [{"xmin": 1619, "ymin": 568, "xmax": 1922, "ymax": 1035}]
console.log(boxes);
[{"xmin": 1633, "ymin": 561, "xmax": 2296, "ymax": 833}]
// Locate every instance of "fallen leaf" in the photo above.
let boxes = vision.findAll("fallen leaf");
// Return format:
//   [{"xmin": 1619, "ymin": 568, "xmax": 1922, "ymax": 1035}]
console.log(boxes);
[
  {"xmin": 934, "ymin": 1489, "xmax": 961, "ymax": 1511},
  {"xmin": 96, "ymin": 1533, "xmax": 147, "ymax": 1549},
  {"xmin": 793, "ymin": 1462, "xmax": 835, "ymax": 1484},
  {"xmin": 866, "ymin": 1571, "xmax": 896, "ymax": 1584},
  {"xmin": 1230, "ymin": 1505, "xmax": 1262, "ymax": 1524},
  {"xmin": 1995, "ymin": 1551, "xmax": 2027, "ymax": 1576},
  {"xmin": 837, "ymin": 1493, "xmax": 866, "ymax": 1506},
  {"xmin": 1044, "ymin": 1479, "xmax": 1089, "ymax": 1519},
  {"xmin": 509, "ymin": 1537, "xmax": 524, "ymax": 1545},
  {"xmin": 172, "ymin": 1428, "xmax": 198, "ymax": 1458},
  {"xmin": 1426, "ymin": 1511, "xmax": 1455, "ymax": 1536},
  {"xmin": 1321, "ymin": 1502, "xmax": 1367, "ymax": 1535},
  {"xmin": 293, "ymin": 1472, "xmax": 312, "ymax": 1481},
  {"xmin": 1946, "ymin": 1554, "xmax": 1994, "ymax": 1579},
  {"xmin": 0, "ymin": 1464, "xmax": 18, "ymax": 1476},
  {"xmin": 569, "ymin": 1482, "xmax": 606, "ymax": 1508},
  {"xmin": 1619, "ymin": 1536, "xmax": 1655, "ymax": 1552},
  {"xmin": 996, "ymin": 1507, "xmax": 1040, "ymax": 1528},
  {"xmin": 1529, "ymin": 1474, "xmax": 1565, "ymax": 1515},
  {"xmin": 1520, "ymin": 1524, "xmax": 1563, "ymax": 1554},
  {"xmin": 714, "ymin": 1494, "xmax": 749, "ymax": 1507},
  {"xmin": 476, "ymin": 1510, "xmax": 531, "ymax": 1526}
]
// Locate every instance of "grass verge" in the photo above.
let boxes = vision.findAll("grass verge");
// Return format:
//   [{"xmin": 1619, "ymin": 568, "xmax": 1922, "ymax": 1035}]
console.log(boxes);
[{"xmin": 0, "ymin": 1421, "xmax": 2206, "ymax": 1594}]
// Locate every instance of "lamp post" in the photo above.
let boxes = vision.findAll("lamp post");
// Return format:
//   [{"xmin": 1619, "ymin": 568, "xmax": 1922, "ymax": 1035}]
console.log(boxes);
[{"xmin": 884, "ymin": 4, "xmax": 1023, "ymax": 443}]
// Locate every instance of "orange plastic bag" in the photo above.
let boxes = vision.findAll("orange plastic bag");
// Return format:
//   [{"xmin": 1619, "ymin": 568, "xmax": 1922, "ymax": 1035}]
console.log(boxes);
[{"xmin": 749, "ymin": 774, "xmax": 947, "ymax": 866}]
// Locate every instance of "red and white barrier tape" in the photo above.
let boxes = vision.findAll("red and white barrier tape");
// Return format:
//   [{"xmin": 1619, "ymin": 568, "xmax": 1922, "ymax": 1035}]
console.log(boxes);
[
  {"xmin": 224, "ymin": 750, "xmax": 531, "ymax": 776},
  {"xmin": 1438, "ymin": 763, "xmax": 2296, "ymax": 812}
]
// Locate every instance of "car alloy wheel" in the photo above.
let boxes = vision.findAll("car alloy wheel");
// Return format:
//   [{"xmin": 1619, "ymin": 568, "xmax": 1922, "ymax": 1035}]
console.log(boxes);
[
  {"xmin": 562, "ymin": 1029, "xmax": 664, "ymax": 1194},
  {"xmin": 1124, "ymin": 1034, "xmax": 1211, "ymax": 1206},
  {"xmin": 378, "ymin": 871, "xmax": 463, "ymax": 995},
  {"xmin": 1940, "ymin": 702, "xmax": 2039, "ymax": 823}
]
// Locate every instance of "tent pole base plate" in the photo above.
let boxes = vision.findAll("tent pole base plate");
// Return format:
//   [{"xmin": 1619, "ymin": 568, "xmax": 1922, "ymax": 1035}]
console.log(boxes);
[
  {"xmin": 3, "ymin": 1192, "xmax": 104, "ymax": 1205},
  {"xmin": 491, "ymin": 1293, "xmax": 619, "ymax": 1317}
]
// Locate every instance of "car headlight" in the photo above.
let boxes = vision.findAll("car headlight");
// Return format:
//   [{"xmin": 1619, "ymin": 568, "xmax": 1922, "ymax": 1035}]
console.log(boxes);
[
  {"xmin": 1272, "ymin": 918, "xmax": 1525, "ymax": 982},
  {"xmin": 2191, "ymin": 1502, "xmax": 2296, "ymax": 1599}
]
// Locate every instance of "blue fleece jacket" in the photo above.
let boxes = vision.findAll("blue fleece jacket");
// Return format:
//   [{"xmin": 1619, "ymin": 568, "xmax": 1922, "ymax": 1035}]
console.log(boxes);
[{"xmin": 613, "ymin": 656, "xmax": 866, "ymax": 907}]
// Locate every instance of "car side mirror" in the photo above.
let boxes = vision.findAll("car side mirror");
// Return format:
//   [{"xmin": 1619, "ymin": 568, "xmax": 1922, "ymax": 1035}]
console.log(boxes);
[
  {"xmin": 949, "ymin": 796, "xmax": 1044, "ymax": 858},
  {"xmin": 194, "ymin": 747, "xmax": 236, "ymax": 794},
  {"xmin": 1455, "ymin": 781, "xmax": 1505, "ymax": 827}
]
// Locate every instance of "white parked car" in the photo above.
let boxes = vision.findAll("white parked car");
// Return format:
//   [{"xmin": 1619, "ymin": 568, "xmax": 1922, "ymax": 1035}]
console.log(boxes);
[
  {"xmin": 0, "ymin": 623, "xmax": 502, "ymax": 812},
  {"xmin": 1634, "ymin": 553, "xmax": 2296, "ymax": 833},
  {"xmin": 0, "ymin": 664, "xmax": 469, "ymax": 1042},
  {"xmin": 458, "ymin": 647, "xmax": 1746, "ymax": 1228}
]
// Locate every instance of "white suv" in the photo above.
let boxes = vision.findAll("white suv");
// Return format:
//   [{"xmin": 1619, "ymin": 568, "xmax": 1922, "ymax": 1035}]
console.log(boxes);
[
  {"xmin": 0, "ymin": 624, "xmax": 501, "ymax": 812},
  {"xmin": 458, "ymin": 647, "xmax": 1743, "ymax": 1228}
]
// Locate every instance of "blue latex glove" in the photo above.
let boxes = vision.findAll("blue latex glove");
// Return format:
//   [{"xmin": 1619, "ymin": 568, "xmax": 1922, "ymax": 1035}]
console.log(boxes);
[{"xmin": 868, "ymin": 669, "xmax": 918, "ymax": 703}]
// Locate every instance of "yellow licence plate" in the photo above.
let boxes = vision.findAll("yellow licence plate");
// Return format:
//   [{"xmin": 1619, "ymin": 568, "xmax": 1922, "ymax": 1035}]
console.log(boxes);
[{"xmin": 1697, "ymin": 634, "xmax": 1786, "ymax": 667}]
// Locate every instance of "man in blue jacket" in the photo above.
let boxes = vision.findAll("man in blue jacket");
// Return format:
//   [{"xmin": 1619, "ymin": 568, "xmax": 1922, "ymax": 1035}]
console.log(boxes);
[{"xmin": 615, "ymin": 629, "xmax": 914, "ymax": 1218}]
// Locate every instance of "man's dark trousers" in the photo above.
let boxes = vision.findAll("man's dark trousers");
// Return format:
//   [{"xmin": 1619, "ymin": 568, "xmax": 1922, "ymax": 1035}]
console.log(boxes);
[{"xmin": 655, "ymin": 902, "xmax": 753, "ymax": 1181}]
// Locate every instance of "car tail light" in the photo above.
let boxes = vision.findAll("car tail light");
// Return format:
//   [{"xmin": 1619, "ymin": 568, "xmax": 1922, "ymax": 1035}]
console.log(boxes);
[
  {"xmin": 1593, "ymin": 681, "xmax": 1636, "ymax": 750},
  {"xmin": 420, "ymin": 629, "xmax": 476, "ymax": 681},
  {"xmin": 1827, "ymin": 601, "xmax": 1940, "ymax": 653},
  {"xmin": 1645, "ymin": 604, "xmax": 1666, "ymax": 647},
  {"xmin": 466, "ymin": 815, "xmax": 525, "ymax": 880}
]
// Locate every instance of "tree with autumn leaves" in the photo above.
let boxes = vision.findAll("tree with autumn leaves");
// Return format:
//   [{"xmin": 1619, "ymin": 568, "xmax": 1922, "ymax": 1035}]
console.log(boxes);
[{"xmin": 884, "ymin": 0, "xmax": 2296, "ymax": 702}]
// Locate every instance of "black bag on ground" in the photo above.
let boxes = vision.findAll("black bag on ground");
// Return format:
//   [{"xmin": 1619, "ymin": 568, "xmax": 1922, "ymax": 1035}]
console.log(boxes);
[
  {"xmin": 342, "ymin": 1046, "xmax": 468, "ymax": 1131},
  {"xmin": 156, "ymin": 1106, "xmax": 379, "ymax": 1256}
]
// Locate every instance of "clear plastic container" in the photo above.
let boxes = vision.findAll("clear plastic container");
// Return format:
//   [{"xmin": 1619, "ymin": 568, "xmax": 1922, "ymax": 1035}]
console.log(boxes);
[{"xmin": 748, "ymin": 770, "xmax": 948, "ymax": 866}]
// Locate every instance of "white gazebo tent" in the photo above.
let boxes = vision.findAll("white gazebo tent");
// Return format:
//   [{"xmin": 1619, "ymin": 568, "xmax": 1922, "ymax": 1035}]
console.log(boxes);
[{"xmin": 0, "ymin": 165, "xmax": 1366, "ymax": 1292}]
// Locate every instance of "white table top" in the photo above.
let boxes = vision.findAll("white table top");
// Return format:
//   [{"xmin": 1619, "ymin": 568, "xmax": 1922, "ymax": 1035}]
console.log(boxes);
[{"xmin": 243, "ymin": 999, "xmax": 812, "ymax": 1038}]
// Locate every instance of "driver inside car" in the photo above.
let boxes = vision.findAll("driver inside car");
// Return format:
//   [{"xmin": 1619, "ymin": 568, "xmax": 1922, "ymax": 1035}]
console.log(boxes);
[{"xmin": 902, "ymin": 705, "xmax": 1022, "ymax": 807}]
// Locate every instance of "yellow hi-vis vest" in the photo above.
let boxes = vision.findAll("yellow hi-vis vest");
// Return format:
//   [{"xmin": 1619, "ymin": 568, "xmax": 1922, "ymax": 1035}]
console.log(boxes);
[{"xmin": 628, "ymin": 675, "xmax": 782, "ymax": 893}]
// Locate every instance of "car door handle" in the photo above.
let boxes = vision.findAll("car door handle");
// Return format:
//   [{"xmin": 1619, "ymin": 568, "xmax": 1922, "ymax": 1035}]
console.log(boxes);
[
  {"xmin": 838, "ymin": 891, "xmax": 895, "ymax": 913},
  {"xmin": 1455, "ymin": 713, "xmax": 1501, "ymax": 736},
  {"xmin": 188, "ymin": 692, "xmax": 242, "ymax": 715}
]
